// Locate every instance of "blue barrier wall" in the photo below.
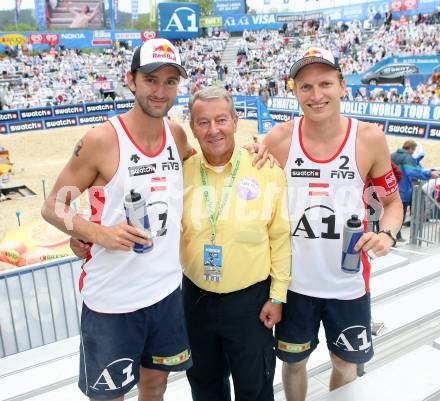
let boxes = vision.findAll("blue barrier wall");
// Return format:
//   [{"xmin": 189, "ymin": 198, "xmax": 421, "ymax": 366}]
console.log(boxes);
[{"xmin": 1, "ymin": 97, "xmax": 439, "ymax": 141}]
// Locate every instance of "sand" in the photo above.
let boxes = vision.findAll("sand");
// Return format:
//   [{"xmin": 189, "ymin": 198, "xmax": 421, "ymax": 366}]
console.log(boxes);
[{"xmin": 1, "ymin": 119, "xmax": 440, "ymax": 258}]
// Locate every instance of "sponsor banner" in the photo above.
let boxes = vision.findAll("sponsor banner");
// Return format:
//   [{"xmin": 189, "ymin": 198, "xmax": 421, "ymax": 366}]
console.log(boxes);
[
  {"xmin": 85, "ymin": 102, "xmax": 115, "ymax": 114},
  {"xmin": 200, "ymin": 16, "xmax": 223, "ymax": 27},
  {"xmin": 427, "ymin": 124, "xmax": 440, "ymax": 140},
  {"xmin": 115, "ymin": 100, "xmax": 135, "ymax": 110},
  {"xmin": 115, "ymin": 31, "xmax": 142, "ymax": 41},
  {"xmin": 158, "ymin": 3, "xmax": 200, "ymax": 40},
  {"xmin": 340, "ymin": 101, "xmax": 440, "ymax": 121},
  {"xmin": 390, "ymin": 0, "xmax": 418, "ymax": 12},
  {"xmin": 176, "ymin": 96, "xmax": 190, "ymax": 105},
  {"xmin": 258, "ymin": 100, "xmax": 275, "ymax": 134},
  {"xmin": 132, "ymin": 0, "xmax": 139, "ymax": 21},
  {"xmin": 34, "ymin": 0, "xmax": 46, "ymax": 31},
  {"xmin": 19, "ymin": 107, "xmax": 52, "ymax": 120},
  {"xmin": 92, "ymin": 30, "xmax": 112, "ymax": 46},
  {"xmin": 0, "ymin": 111, "xmax": 20, "ymax": 123},
  {"xmin": 386, "ymin": 121, "xmax": 426, "ymax": 137},
  {"xmin": 142, "ymin": 31, "xmax": 158, "ymax": 42},
  {"xmin": 0, "ymin": 125, "xmax": 8, "ymax": 134},
  {"xmin": 44, "ymin": 117, "xmax": 78, "ymax": 129},
  {"xmin": 214, "ymin": 0, "xmax": 245, "ymax": 15},
  {"xmin": 223, "ymin": 13, "xmax": 281, "ymax": 32},
  {"xmin": 29, "ymin": 33, "xmax": 59, "ymax": 45},
  {"xmin": 235, "ymin": 107, "xmax": 258, "ymax": 120},
  {"xmin": 269, "ymin": 110, "xmax": 293, "ymax": 122},
  {"xmin": 0, "ymin": 33, "xmax": 27, "ymax": 46},
  {"xmin": 53, "ymin": 104, "xmax": 85, "ymax": 116},
  {"xmin": 270, "ymin": 97, "xmax": 301, "ymax": 113},
  {"xmin": 93, "ymin": 81, "xmax": 114, "ymax": 91},
  {"xmin": 9, "ymin": 120, "xmax": 44, "ymax": 133},
  {"xmin": 78, "ymin": 114, "xmax": 109, "ymax": 125}
]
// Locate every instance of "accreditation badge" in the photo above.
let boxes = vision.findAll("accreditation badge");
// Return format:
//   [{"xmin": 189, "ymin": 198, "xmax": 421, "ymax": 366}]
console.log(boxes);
[{"xmin": 203, "ymin": 244, "xmax": 223, "ymax": 282}]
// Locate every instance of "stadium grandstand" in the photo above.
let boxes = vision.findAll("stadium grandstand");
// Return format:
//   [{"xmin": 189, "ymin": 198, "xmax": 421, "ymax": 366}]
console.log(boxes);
[{"xmin": 1, "ymin": 0, "xmax": 440, "ymax": 400}]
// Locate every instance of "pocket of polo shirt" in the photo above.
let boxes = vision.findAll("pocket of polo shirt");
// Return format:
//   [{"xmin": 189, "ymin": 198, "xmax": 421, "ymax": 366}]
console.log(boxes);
[{"xmin": 237, "ymin": 229, "xmax": 267, "ymax": 243}]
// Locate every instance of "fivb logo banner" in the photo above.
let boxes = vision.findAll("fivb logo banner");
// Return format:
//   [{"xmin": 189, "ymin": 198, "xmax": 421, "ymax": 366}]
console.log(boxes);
[{"xmin": 158, "ymin": 3, "xmax": 200, "ymax": 40}]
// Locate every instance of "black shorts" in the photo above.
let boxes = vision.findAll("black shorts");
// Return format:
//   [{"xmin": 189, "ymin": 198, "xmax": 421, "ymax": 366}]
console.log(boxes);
[
  {"xmin": 275, "ymin": 291, "xmax": 373, "ymax": 364},
  {"xmin": 78, "ymin": 287, "xmax": 192, "ymax": 400}
]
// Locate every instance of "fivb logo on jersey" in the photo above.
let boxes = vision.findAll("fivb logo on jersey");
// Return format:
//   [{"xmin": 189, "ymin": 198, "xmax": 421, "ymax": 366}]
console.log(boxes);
[{"xmin": 158, "ymin": 3, "xmax": 200, "ymax": 39}]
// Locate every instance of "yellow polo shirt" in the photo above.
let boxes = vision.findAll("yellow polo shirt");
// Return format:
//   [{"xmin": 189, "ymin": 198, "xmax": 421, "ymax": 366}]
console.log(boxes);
[{"xmin": 181, "ymin": 147, "xmax": 291, "ymax": 302}]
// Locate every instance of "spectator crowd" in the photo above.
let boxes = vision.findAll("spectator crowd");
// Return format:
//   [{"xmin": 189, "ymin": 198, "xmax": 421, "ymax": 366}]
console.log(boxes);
[{"xmin": 0, "ymin": 11, "xmax": 439, "ymax": 110}]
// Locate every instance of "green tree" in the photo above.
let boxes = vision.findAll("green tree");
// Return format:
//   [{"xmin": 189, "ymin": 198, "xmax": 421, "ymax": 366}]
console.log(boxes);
[
  {"xmin": 2, "ymin": 23, "xmax": 37, "ymax": 32},
  {"xmin": 172, "ymin": 0, "xmax": 214, "ymax": 16}
]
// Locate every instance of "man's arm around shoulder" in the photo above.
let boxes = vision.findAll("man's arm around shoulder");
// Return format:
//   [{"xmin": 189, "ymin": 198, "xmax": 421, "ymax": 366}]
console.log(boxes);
[{"xmin": 263, "ymin": 121, "xmax": 293, "ymax": 168}]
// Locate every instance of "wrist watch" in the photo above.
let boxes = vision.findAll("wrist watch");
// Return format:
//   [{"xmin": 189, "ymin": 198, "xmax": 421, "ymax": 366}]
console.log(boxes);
[{"xmin": 378, "ymin": 229, "xmax": 397, "ymax": 247}]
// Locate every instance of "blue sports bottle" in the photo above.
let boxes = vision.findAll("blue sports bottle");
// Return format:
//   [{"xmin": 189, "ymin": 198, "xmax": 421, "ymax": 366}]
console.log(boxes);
[
  {"xmin": 341, "ymin": 214, "xmax": 364, "ymax": 273},
  {"xmin": 124, "ymin": 189, "xmax": 153, "ymax": 253}
]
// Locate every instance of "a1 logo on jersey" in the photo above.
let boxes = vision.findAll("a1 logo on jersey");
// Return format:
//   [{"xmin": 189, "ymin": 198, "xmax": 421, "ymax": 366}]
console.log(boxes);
[
  {"xmin": 333, "ymin": 325, "xmax": 372, "ymax": 353},
  {"xmin": 91, "ymin": 358, "xmax": 135, "ymax": 391},
  {"xmin": 330, "ymin": 155, "xmax": 355, "ymax": 180}
]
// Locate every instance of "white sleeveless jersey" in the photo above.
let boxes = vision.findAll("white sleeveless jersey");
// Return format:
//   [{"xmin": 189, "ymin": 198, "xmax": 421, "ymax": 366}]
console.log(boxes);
[
  {"xmin": 284, "ymin": 117, "xmax": 370, "ymax": 300},
  {"xmin": 80, "ymin": 115, "xmax": 183, "ymax": 313}
]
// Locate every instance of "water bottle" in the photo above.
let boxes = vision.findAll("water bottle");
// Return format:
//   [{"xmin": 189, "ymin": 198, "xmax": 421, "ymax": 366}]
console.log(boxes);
[
  {"xmin": 341, "ymin": 214, "xmax": 364, "ymax": 274},
  {"xmin": 124, "ymin": 189, "xmax": 153, "ymax": 253}
]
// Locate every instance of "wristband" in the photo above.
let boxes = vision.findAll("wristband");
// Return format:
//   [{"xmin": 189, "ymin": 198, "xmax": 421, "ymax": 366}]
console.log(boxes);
[{"xmin": 271, "ymin": 298, "xmax": 282, "ymax": 305}]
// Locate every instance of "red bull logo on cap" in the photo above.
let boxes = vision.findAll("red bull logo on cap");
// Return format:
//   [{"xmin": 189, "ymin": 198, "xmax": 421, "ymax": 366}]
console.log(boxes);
[
  {"xmin": 152, "ymin": 43, "xmax": 177, "ymax": 61},
  {"xmin": 303, "ymin": 49, "xmax": 322, "ymax": 58}
]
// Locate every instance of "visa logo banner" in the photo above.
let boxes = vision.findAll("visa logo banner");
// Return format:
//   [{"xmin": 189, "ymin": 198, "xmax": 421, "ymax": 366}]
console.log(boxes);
[{"xmin": 158, "ymin": 3, "xmax": 200, "ymax": 40}]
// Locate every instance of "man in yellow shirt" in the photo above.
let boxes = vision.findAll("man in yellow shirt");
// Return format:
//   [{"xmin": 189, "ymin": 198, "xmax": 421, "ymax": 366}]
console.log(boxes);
[{"xmin": 182, "ymin": 86, "xmax": 291, "ymax": 401}]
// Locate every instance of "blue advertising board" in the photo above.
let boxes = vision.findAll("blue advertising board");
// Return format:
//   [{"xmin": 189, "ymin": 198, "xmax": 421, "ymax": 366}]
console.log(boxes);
[
  {"xmin": 1, "ymin": 97, "xmax": 440, "ymax": 142},
  {"xmin": 0, "ymin": 30, "xmax": 149, "ymax": 52},
  {"xmin": 214, "ymin": 0, "xmax": 245, "ymax": 15},
  {"xmin": 223, "ymin": 13, "xmax": 281, "ymax": 32},
  {"xmin": 158, "ymin": 3, "xmax": 200, "ymax": 40}
]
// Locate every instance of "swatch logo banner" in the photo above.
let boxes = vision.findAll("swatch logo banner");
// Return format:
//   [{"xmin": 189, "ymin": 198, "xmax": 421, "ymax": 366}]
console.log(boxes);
[
  {"xmin": 387, "ymin": 122, "xmax": 426, "ymax": 137},
  {"xmin": 428, "ymin": 124, "xmax": 440, "ymax": 139}
]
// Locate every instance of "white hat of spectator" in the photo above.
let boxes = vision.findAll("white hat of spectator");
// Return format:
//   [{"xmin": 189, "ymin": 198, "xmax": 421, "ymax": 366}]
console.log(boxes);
[
  {"xmin": 131, "ymin": 38, "xmax": 187, "ymax": 78},
  {"xmin": 290, "ymin": 47, "xmax": 340, "ymax": 79}
]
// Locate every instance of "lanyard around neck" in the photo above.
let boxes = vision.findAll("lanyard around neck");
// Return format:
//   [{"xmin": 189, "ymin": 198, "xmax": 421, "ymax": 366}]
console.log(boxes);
[{"xmin": 200, "ymin": 150, "xmax": 241, "ymax": 244}]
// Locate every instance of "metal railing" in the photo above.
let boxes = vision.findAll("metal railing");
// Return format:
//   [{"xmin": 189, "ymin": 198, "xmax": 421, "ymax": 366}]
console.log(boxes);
[
  {"xmin": 410, "ymin": 184, "xmax": 440, "ymax": 246},
  {"xmin": 0, "ymin": 256, "xmax": 82, "ymax": 358}
]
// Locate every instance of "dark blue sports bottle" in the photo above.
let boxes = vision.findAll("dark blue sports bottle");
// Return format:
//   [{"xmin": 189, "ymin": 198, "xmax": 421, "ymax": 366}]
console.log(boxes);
[
  {"xmin": 341, "ymin": 214, "xmax": 364, "ymax": 274},
  {"xmin": 124, "ymin": 189, "xmax": 153, "ymax": 253}
]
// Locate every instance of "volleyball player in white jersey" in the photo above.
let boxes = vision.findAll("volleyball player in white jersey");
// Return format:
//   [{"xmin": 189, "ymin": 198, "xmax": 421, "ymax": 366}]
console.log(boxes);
[
  {"xmin": 42, "ymin": 39, "xmax": 193, "ymax": 401},
  {"xmin": 263, "ymin": 48, "xmax": 403, "ymax": 400}
]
